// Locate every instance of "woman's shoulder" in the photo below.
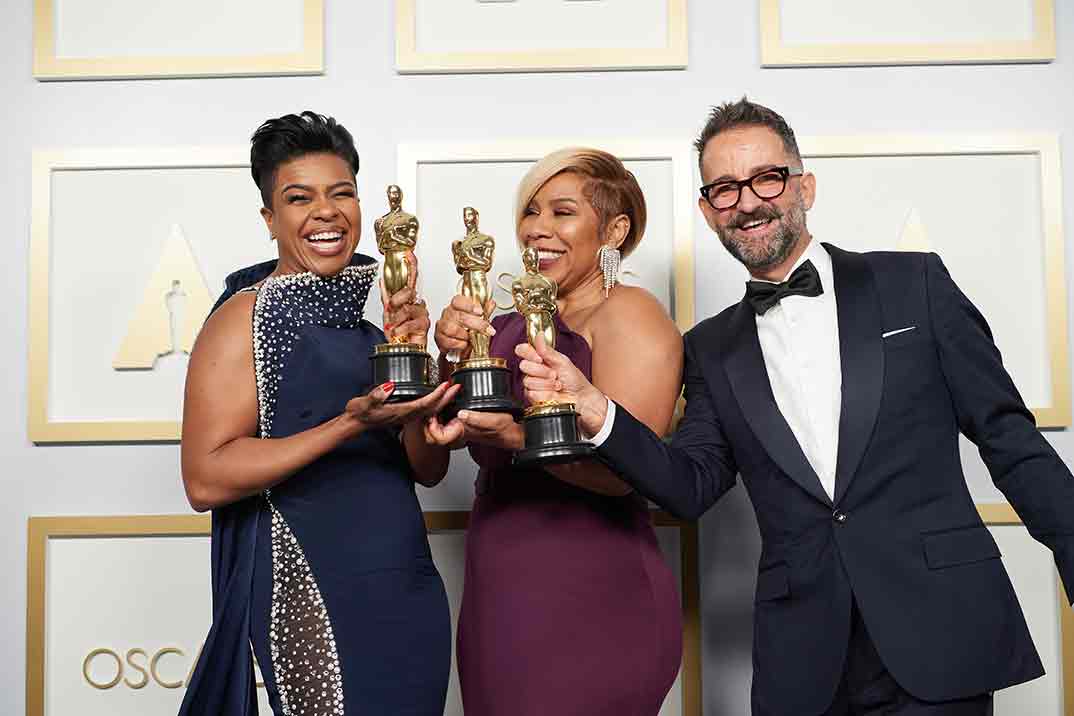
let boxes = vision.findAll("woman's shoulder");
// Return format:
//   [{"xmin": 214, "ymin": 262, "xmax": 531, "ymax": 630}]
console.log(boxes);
[
  {"xmin": 193, "ymin": 290, "xmax": 257, "ymax": 360},
  {"xmin": 595, "ymin": 284, "xmax": 675, "ymax": 330},
  {"xmin": 587, "ymin": 285, "xmax": 680, "ymax": 359}
]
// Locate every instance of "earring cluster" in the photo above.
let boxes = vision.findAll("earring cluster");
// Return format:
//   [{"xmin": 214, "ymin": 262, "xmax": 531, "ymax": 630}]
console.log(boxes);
[{"xmin": 597, "ymin": 245, "xmax": 621, "ymax": 298}]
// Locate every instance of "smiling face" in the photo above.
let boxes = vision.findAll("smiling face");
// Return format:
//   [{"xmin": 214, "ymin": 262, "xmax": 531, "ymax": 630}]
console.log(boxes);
[
  {"xmin": 260, "ymin": 152, "xmax": 361, "ymax": 277},
  {"xmin": 698, "ymin": 125, "xmax": 816, "ymax": 279},
  {"xmin": 518, "ymin": 171, "xmax": 608, "ymax": 297}
]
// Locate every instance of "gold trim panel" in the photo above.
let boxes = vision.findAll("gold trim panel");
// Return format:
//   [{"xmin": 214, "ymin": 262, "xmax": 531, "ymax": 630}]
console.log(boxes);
[
  {"xmin": 798, "ymin": 133, "xmax": 1070, "ymax": 427},
  {"xmin": 977, "ymin": 503, "xmax": 1073, "ymax": 716},
  {"xmin": 395, "ymin": 0, "xmax": 688, "ymax": 74},
  {"xmin": 759, "ymin": 0, "xmax": 1055, "ymax": 67},
  {"xmin": 33, "ymin": 0, "xmax": 324, "ymax": 80},
  {"xmin": 28, "ymin": 148, "xmax": 250, "ymax": 443},
  {"xmin": 26, "ymin": 510, "xmax": 700, "ymax": 716}
]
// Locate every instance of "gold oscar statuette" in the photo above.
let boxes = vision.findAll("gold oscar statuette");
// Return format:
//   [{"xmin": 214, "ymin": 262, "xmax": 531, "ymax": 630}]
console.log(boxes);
[
  {"xmin": 445, "ymin": 207, "xmax": 521, "ymax": 418},
  {"xmin": 369, "ymin": 184, "xmax": 433, "ymax": 402},
  {"xmin": 511, "ymin": 246, "xmax": 594, "ymax": 466}
]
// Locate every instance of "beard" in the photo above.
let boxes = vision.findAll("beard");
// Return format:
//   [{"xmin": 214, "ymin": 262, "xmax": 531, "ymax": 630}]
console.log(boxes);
[{"xmin": 715, "ymin": 196, "xmax": 807, "ymax": 272}]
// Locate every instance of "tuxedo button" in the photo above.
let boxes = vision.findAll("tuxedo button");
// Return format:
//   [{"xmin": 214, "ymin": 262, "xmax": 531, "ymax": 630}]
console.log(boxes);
[{"xmin": 832, "ymin": 510, "xmax": 848, "ymax": 524}]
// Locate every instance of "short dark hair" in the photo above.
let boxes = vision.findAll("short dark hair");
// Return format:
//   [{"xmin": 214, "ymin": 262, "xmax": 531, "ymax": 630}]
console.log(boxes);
[
  {"xmin": 694, "ymin": 97, "xmax": 802, "ymax": 174},
  {"xmin": 250, "ymin": 111, "xmax": 360, "ymax": 207}
]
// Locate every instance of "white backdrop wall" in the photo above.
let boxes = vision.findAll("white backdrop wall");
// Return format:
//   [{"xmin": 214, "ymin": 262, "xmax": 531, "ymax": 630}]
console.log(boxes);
[{"xmin": 3, "ymin": 2, "xmax": 1074, "ymax": 715}]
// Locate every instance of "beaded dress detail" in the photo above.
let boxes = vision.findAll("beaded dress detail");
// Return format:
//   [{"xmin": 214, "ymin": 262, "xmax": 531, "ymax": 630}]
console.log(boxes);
[
  {"xmin": 252, "ymin": 263, "xmax": 375, "ymax": 716},
  {"xmin": 252, "ymin": 264, "xmax": 377, "ymax": 439}
]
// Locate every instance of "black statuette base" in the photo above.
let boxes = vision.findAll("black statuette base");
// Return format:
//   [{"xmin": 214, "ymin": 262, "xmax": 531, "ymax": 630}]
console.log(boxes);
[
  {"xmin": 370, "ymin": 343, "xmax": 433, "ymax": 404},
  {"xmin": 447, "ymin": 362, "xmax": 522, "ymax": 420},
  {"xmin": 513, "ymin": 404, "xmax": 594, "ymax": 467}
]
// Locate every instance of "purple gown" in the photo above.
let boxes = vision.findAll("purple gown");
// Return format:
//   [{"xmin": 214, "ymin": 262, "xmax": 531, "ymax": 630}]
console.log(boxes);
[{"xmin": 457, "ymin": 313, "xmax": 682, "ymax": 715}]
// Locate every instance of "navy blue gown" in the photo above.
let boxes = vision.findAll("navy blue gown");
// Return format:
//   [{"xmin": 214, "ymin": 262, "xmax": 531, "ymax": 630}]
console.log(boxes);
[{"xmin": 179, "ymin": 255, "xmax": 450, "ymax": 716}]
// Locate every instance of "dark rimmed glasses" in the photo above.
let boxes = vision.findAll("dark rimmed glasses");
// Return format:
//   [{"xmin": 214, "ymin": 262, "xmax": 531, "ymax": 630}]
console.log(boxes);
[{"xmin": 699, "ymin": 166, "xmax": 803, "ymax": 211}]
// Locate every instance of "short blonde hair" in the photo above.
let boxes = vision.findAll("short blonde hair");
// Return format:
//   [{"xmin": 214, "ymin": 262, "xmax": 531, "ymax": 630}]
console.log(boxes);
[{"xmin": 514, "ymin": 147, "xmax": 647, "ymax": 258}]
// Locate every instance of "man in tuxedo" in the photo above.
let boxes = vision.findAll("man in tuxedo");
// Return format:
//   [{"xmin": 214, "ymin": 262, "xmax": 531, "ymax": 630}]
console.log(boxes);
[{"xmin": 517, "ymin": 98, "xmax": 1074, "ymax": 715}]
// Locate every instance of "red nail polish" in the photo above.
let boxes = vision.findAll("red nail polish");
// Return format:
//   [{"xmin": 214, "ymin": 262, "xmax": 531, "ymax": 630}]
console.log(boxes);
[{"xmin": 381, "ymin": 381, "xmax": 395, "ymax": 393}]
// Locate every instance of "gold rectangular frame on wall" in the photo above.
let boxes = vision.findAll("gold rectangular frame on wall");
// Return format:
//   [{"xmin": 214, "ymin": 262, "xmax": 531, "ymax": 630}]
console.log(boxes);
[
  {"xmin": 33, "ymin": 0, "xmax": 323, "ymax": 80},
  {"xmin": 395, "ymin": 0, "xmax": 688, "ymax": 73},
  {"xmin": 28, "ymin": 147, "xmax": 251, "ymax": 443},
  {"xmin": 26, "ymin": 512, "xmax": 701, "ymax": 716},
  {"xmin": 797, "ymin": 133, "xmax": 1070, "ymax": 427},
  {"xmin": 978, "ymin": 503, "xmax": 1074, "ymax": 715},
  {"xmin": 398, "ymin": 139, "xmax": 695, "ymax": 331},
  {"xmin": 759, "ymin": 0, "xmax": 1055, "ymax": 67}
]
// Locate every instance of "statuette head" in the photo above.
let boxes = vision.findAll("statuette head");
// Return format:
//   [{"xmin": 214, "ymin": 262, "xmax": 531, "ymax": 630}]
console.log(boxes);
[
  {"xmin": 463, "ymin": 206, "xmax": 479, "ymax": 233},
  {"xmin": 386, "ymin": 184, "xmax": 403, "ymax": 209}
]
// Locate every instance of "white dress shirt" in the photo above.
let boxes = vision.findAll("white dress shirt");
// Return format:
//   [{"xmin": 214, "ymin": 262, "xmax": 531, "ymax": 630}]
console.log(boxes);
[
  {"xmin": 754, "ymin": 239, "xmax": 841, "ymax": 500},
  {"xmin": 591, "ymin": 238, "xmax": 842, "ymax": 501}
]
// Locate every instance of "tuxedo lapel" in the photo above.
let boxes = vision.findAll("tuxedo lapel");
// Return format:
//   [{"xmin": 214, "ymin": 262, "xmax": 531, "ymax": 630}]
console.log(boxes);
[
  {"xmin": 826, "ymin": 244, "xmax": 884, "ymax": 505},
  {"xmin": 723, "ymin": 301, "xmax": 832, "ymax": 507}
]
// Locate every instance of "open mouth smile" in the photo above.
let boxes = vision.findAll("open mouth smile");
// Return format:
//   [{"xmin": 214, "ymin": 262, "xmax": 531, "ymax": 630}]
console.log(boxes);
[{"xmin": 305, "ymin": 230, "xmax": 347, "ymax": 256}]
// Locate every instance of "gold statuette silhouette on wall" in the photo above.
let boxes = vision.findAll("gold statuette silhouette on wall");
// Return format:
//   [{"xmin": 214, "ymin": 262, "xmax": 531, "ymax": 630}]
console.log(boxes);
[
  {"xmin": 112, "ymin": 224, "xmax": 213, "ymax": 370},
  {"xmin": 896, "ymin": 207, "xmax": 932, "ymax": 253}
]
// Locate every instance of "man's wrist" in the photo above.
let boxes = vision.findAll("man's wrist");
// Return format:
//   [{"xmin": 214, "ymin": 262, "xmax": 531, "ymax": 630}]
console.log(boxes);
[
  {"xmin": 577, "ymin": 388, "xmax": 610, "ymax": 438},
  {"xmin": 586, "ymin": 398, "xmax": 616, "ymax": 447}
]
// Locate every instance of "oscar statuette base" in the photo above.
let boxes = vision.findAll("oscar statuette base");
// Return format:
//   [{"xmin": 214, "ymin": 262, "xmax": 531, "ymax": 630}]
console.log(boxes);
[
  {"xmin": 370, "ymin": 342, "xmax": 433, "ymax": 403},
  {"xmin": 446, "ymin": 357, "xmax": 522, "ymax": 420},
  {"xmin": 513, "ymin": 402, "xmax": 594, "ymax": 467}
]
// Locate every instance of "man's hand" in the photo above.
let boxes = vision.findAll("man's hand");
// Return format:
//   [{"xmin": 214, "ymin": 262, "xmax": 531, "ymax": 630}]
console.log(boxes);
[{"xmin": 516, "ymin": 337, "xmax": 608, "ymax": 438}]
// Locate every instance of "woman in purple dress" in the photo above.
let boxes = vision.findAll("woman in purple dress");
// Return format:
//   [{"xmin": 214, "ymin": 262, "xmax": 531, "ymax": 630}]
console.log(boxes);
[{"xmin": 430, "ymin": 148, "xmax": 684, "ymax": 714}]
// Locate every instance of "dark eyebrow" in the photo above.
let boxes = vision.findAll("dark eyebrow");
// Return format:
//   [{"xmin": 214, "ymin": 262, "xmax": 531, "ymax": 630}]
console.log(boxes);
[
  {"xmin": 709, "ymin": 164, "xmax": 782, "ymax": 184},
  {"xmin": 280, "ymin": 180, "xmax": 356, "ymax": 194}
]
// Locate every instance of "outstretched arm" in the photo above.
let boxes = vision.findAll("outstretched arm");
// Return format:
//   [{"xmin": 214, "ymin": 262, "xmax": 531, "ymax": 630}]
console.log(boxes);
[
  {"xmin": 927, "ymin": 253, "xmax": 1074, "ymax": 600},
  {"xmin": 519, "ymin": 323, "xmax": 739, "ymax": 516}
]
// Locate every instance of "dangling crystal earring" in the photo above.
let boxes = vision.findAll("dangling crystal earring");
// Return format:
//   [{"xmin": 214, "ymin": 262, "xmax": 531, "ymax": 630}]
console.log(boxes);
[{"xmin": 597, "ymin": 245, "xmax": 621, "ymax": 298}]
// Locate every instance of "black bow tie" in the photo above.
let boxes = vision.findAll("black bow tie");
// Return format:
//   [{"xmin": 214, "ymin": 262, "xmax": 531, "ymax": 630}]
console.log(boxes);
[{"xmin": 744, "ymin": 260, "xmax": 824, "ymax": 316}]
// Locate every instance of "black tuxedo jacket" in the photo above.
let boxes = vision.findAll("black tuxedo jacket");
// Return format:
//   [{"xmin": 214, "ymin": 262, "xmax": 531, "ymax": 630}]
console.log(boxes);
[{"xmin": 598, "ymin": 244, "xmax": 1074, "ymax": 715}]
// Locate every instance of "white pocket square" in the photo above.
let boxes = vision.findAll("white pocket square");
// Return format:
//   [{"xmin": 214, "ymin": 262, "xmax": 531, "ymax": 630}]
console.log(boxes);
[{"xmin": 882, "ymin": 326, "xmax": 917, "ymax": 339}]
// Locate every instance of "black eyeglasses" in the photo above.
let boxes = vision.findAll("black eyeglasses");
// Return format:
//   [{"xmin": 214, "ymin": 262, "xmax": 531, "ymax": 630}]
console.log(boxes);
[{"xmin": 699, "ymin": 166, "xmax": 803, "ymax": 211}]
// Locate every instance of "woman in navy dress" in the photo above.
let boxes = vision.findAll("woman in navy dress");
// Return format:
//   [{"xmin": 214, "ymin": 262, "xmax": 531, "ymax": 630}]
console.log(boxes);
[{"xmin": 178, "ymin": 112, "xmax": 458, "ymax": 716}]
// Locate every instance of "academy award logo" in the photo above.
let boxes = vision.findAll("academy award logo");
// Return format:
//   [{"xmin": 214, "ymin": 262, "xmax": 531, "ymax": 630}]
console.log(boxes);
[{"xmin": 112, "ymin": 224, "xmax": 213, "ymax": 370}]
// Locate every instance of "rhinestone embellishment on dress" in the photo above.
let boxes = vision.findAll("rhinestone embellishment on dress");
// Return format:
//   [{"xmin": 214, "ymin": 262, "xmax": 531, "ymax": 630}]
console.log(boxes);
[
  {"xmin": 252, "ymin": 263, "xmax": 376, "ymax": 439},
  {"xmin": 250, "ymin": 262, "xmax": 376, "ymax": 716},
  {"xmin": 269, "ymin": 503, "xmax": 344, "ymax": 716}
]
